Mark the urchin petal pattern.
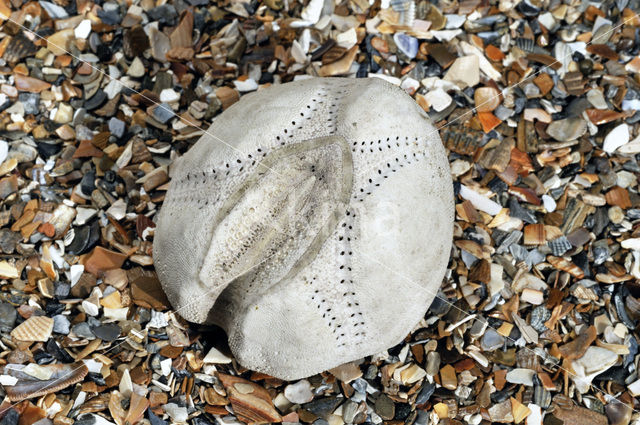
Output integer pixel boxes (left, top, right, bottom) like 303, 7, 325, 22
153, 77, 454, 379
198, 135, 353, 301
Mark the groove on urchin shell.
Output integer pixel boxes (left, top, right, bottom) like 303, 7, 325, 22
306, 205, 366, 348
334, 208, 366, 347
197, 135, 354, 303
165, 82, 350, 213
352, 136, 431, 202
273, 79, 349, 146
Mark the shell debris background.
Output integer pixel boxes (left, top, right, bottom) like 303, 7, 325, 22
0, 0, 637, 424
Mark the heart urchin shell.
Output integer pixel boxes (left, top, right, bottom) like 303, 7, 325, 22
153, 77, 454, 380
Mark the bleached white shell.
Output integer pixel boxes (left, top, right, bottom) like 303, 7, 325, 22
570, 346, 618, 394
153, 77, 454, 379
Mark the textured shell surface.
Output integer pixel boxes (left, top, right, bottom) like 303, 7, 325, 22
10, 315, 54, 342
153, 77, 454, 380
2, 362, 89, 401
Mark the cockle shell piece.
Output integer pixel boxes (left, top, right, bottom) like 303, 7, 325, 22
153, 77, 454, 379
10, 315, 53, 342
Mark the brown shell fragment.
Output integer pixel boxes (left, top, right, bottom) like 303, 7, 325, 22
586, 44, 619, 60
477, 138, 513, 172
456, 200, 484, 223
585, 109, 631, 125
124, 392, 149, 425
204, 387, 229, 406
605, 186, 632, 209
442, 126, 482, 156
468, 259, 491, 283
551, 395, 608, 425
558, 325, 597, 360
10, 316, 54, 342
526, 53, 561, 70
563, 72, 585, 96
547, 256, 585, 278
215, 86, 240, 110
524, 223, 546, 245
109, 390, 128, 425
218, 374, 282, 424
3, 33, 37, 63
14, 401, 46, 423
2, 362, 89, 401
14, 74, 52, 93
77, 394, 111, 415
170, 10, 194, 49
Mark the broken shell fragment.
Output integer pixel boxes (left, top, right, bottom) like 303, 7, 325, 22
153, 78, 454, 379
569, 346, 618, 394
219, 373, 282, 424
10, 316, 54, 342
1, 362, 89, 401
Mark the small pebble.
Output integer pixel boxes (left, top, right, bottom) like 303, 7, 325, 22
374, 393, 395, 420
160, 88, 181, 103
163, 403, 188, 423
546, 117, 587, 142
0, 302, 17, 330
127, 57, 145, 77
521, 288, 544, 305
203, 346, 232, 364
393, 33, 418, 59
108, 117, 125, 138
481, 328, 505, 351
152, 104, 174, 123
284, 380, 314, 404
91, 323, 120, 341
82, 300, 100, 316
52, 314, 70, 335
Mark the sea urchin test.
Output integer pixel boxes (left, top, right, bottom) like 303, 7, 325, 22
153, 77, 454, 380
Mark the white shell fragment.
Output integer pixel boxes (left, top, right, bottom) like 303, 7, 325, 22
459, 184, 502, 215
602, 123, 630, 153
570, 346, 618, 394
0, 375, 18, 386
203, 347, 233, 364
284, 380, 314, 404
153, 78, 454, 379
